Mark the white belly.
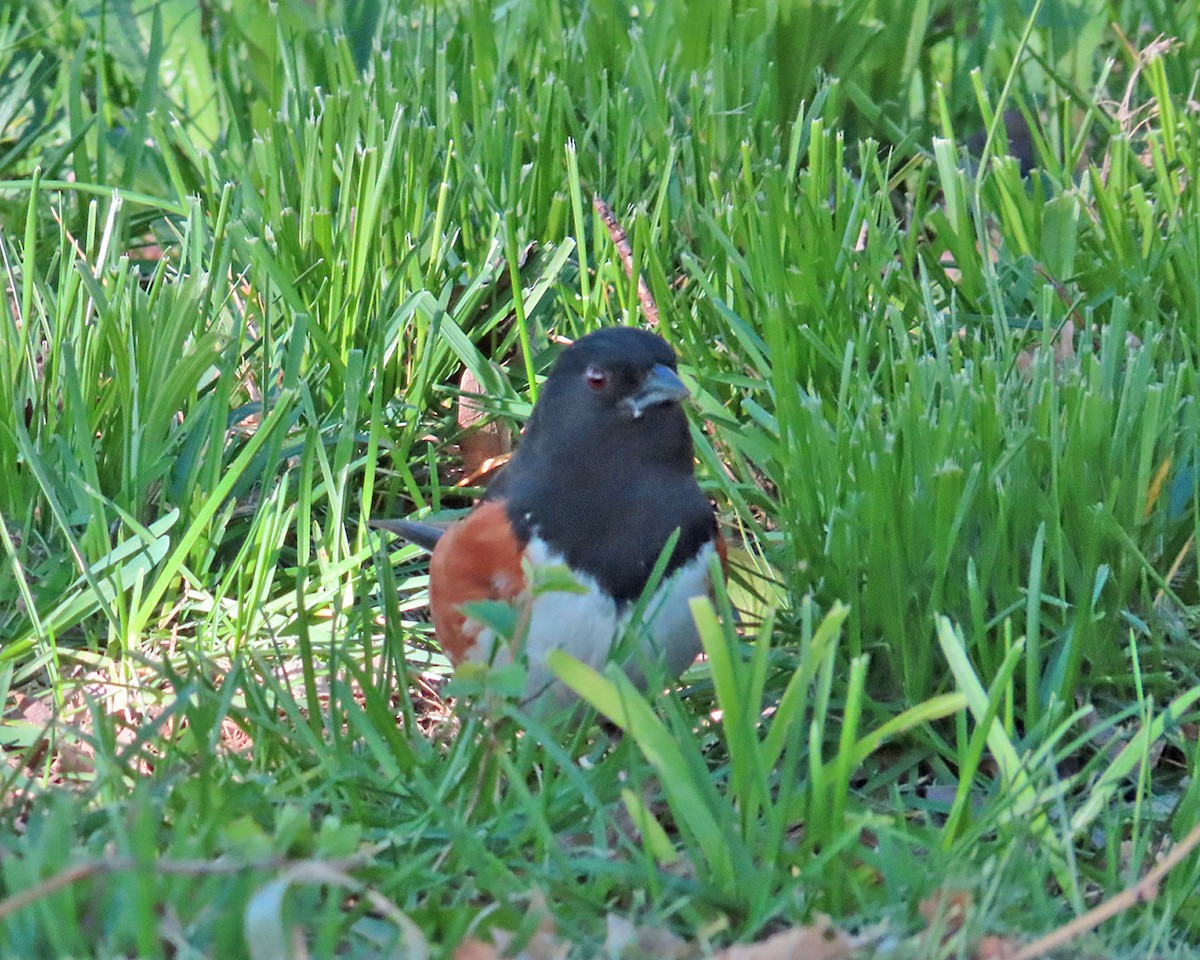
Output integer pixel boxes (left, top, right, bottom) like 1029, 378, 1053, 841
470, 537, 715, 709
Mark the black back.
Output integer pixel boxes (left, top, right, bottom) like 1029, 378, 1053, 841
487, 328, 715, 604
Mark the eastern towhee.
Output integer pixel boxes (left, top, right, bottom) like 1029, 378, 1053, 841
375, 327, 725, 708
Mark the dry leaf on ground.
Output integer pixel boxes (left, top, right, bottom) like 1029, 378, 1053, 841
975, 935, 1022, 959
919, 888, 972, 941
604, 914, 694, 959
457, 368, 512, 484
711, 916, 854, 960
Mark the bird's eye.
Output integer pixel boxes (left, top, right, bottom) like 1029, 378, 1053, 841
584, 365, 608, 390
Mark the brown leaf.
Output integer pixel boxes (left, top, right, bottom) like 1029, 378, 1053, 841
13, 693, 53, 726
458, 368, 512, 483
453, 895, 567, 960
452, 939, 502, 960
604, 914, 694, 959
919, 888, 973, 940
519, 927, 569, 960
974, 934, 1022, 959
711, 917, 854, 960
54, 741, 95, 777
1015, 319, 1075, 377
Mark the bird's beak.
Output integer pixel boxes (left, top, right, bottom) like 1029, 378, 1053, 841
622, 364, 690, 419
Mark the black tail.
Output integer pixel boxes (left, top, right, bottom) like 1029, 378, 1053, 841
369, 517, 445, 552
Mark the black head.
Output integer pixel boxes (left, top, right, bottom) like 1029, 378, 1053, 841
489, 327, 716, 603
511, 327, 693, 468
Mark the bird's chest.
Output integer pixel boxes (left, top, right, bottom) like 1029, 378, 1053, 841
508, 477, 709, 604
469, 535, 715, 708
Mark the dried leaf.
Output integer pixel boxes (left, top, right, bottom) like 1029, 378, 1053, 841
919, 888, 972, 939
458, 369, 512, 483
54, 741, 95, 777
454, 894, 567, 960
519, 926, 569, 960
711, 917, 854, 960
452, 939, 502, 960
975, 934, 1021, 959
604, 914, 693, 959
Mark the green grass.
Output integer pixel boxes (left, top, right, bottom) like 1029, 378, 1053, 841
3, 0, 1200, 956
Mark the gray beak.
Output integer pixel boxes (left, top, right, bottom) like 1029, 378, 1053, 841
621, 363, 690, 419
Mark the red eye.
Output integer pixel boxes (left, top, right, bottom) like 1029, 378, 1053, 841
585, 365, 608, 390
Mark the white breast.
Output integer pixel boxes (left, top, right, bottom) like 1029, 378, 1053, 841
466, 536, 715, 709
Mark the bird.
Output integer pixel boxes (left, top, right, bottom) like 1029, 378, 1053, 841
373, 327, 725, 709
